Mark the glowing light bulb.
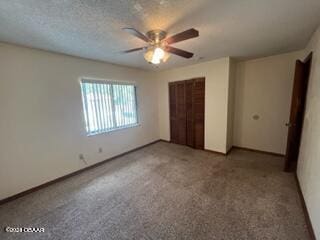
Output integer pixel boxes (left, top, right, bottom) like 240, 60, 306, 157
151, 47, 165, 64
151, 57, 160, 64
154, 47, 165, 59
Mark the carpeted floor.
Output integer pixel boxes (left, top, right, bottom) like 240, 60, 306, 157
0, 142, 309, 240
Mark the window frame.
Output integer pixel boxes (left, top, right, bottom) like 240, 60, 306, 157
80, 77, 140, 136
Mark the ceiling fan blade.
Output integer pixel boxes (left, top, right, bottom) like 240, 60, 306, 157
121, 47, 146, 53
123, 28, 150, 42
165, 46, 194, 58
164, 28, 199, 45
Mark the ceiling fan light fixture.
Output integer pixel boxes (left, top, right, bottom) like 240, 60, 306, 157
123, 28, 199, 65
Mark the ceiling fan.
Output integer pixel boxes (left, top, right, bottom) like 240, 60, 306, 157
122, 28, 199, 64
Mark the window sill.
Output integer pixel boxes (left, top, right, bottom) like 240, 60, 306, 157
86, 123, 141, 137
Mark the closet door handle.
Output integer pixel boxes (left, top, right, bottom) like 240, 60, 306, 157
286, 122, 296, 127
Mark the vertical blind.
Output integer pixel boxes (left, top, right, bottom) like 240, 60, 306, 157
80, 79, 138, 135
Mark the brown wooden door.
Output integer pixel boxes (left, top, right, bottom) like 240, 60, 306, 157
193, 78, 205, 149
284, 54, 312, 172
186, 80, 194, 147
169, 81, 187, 145
169, 78, 205, 149
169, 83, 178, 144
176, 81, 187, 145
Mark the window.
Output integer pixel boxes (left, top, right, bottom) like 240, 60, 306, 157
80, 79, 138, 135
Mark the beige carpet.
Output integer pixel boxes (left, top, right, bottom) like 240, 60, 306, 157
0, 142, 309, 240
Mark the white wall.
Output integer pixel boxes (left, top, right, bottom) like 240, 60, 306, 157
233, 51, 303, 154
297, 26, 320, 239
156, 57, 231, 153
0, 43, 159, 200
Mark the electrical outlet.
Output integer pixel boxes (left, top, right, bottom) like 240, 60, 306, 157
79, 154, 88, 165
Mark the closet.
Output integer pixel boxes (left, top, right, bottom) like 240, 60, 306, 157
169, 78, 205, 149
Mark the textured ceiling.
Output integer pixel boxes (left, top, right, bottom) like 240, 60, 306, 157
0, 0, 320, 71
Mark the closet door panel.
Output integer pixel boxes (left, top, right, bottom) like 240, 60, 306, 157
169, 83, 178, 143
176, 81, 187, 145
193, 78, 205, 149
169, 78, 204, 148
185, 80, 194, 147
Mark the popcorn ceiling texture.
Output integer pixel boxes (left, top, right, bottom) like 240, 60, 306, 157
0, 142, 309, 240
0, 0, 319, 70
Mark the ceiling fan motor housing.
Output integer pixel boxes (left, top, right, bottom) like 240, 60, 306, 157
146, 30, 167, 44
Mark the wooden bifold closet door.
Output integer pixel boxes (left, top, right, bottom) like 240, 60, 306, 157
169, 78, 205, 149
